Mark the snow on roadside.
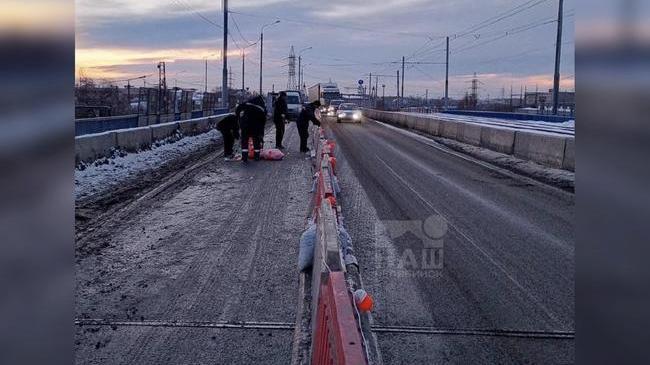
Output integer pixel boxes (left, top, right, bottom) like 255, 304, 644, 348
405, 112, 575, 136
75, 130, 222, 202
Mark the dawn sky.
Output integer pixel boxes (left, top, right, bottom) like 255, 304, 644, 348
75, 0, 575, 99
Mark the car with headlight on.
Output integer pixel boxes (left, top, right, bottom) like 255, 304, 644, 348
327, 99, 344, 116
336, 103, 363, 123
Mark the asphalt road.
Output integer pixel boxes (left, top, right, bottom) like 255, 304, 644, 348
75, 125, 312, 364
326, 117, 574, 364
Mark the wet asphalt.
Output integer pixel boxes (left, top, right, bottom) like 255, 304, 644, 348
326, 117, 574, 364
75, 125, 312, 364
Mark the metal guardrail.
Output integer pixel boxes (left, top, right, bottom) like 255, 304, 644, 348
75, 108, 229, 136
75, 114, 140, 136
438, 109, 572, 123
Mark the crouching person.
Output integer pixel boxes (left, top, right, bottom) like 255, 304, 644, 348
216, 114, 240, 161
296, 100, 321, 153
236, 95, 267, 162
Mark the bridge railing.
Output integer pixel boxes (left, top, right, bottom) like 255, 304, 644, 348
75, 108, 229, 136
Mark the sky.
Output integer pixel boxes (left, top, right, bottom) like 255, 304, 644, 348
75, 0, 575, 99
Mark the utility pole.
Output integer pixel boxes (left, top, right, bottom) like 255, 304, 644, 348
241, 51, 245, 92
368, 73, 372, 99
425, 89, 428, 106
396, 70, 400, 108
552, 0, 564, 114
401, 56, 405, 105
260, 31, 264, 95
259, 20, 281, 95
222, 0, 229, 109
126, 80, 131, 108
157, 61, 167, 114
445, 36, 449, 109
524, 85, 528, 106
205, 58, 208, 93
375, 76, 379, 99
510, 84, 513, 109
229, 66, 233, 90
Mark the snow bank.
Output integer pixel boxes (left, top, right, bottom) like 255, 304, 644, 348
75, 130, 221, 201
405, 112, 574, 136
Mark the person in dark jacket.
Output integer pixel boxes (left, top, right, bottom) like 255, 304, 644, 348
216, 114, 240, 160
273, 91, 288, 149
296, 100, 321, 153
236, 95, 267, 161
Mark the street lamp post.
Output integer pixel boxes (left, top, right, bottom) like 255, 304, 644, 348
259, 20, 280, 95
297, 46, 312, 92
241, 41, 258, 93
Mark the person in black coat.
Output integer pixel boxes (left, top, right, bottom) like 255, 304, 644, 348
296, 100, 321, 153
216, 114, 239, 160
236, 95, 267, 161
273, 91, 288, 149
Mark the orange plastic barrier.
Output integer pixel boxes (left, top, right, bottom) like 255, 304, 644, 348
312, 272, 368, 365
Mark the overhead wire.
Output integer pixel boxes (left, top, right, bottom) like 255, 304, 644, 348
171, 0, 223, 29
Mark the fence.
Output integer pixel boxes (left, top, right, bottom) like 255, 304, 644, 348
75, 108, 229, 136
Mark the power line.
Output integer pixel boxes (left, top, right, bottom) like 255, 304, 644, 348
453, 0, 550, 39
229, 10, 445, 39
451, 18, 561, 54
171, 0, 223, 29
230, 13, 253, 46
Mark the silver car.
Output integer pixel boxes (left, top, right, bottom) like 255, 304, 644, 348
336, 103, 363, 123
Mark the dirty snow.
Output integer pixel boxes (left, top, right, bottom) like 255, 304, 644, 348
75, 130, 222, 201
405, 112, 575, 136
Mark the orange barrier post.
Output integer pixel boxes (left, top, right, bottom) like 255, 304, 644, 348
312, 272, 368, 365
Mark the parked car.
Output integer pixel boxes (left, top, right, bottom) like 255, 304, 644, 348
284, 90, 302, 121
337, 103, 363, 123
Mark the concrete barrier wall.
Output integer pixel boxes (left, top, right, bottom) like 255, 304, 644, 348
457, 122, 482, 146
151, 121, 180, 141
440, 120, 459, 140
513, 131, 567, 169
480, 127, 515, 154
76, 114, 231, 164
562, 138, 575, 171
75, 131, 117, 163
363, 109, 574, 171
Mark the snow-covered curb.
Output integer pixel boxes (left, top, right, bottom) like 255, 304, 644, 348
75, 130, 222, 202
364, 109, 574, 171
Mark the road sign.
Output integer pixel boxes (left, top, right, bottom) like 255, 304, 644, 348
358, 80, 364, 85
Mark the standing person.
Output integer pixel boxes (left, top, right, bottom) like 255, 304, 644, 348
296, 100, 321, 153
236, 95, 267, 161
273, 91, 288, 149
216, 113, 240, 161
